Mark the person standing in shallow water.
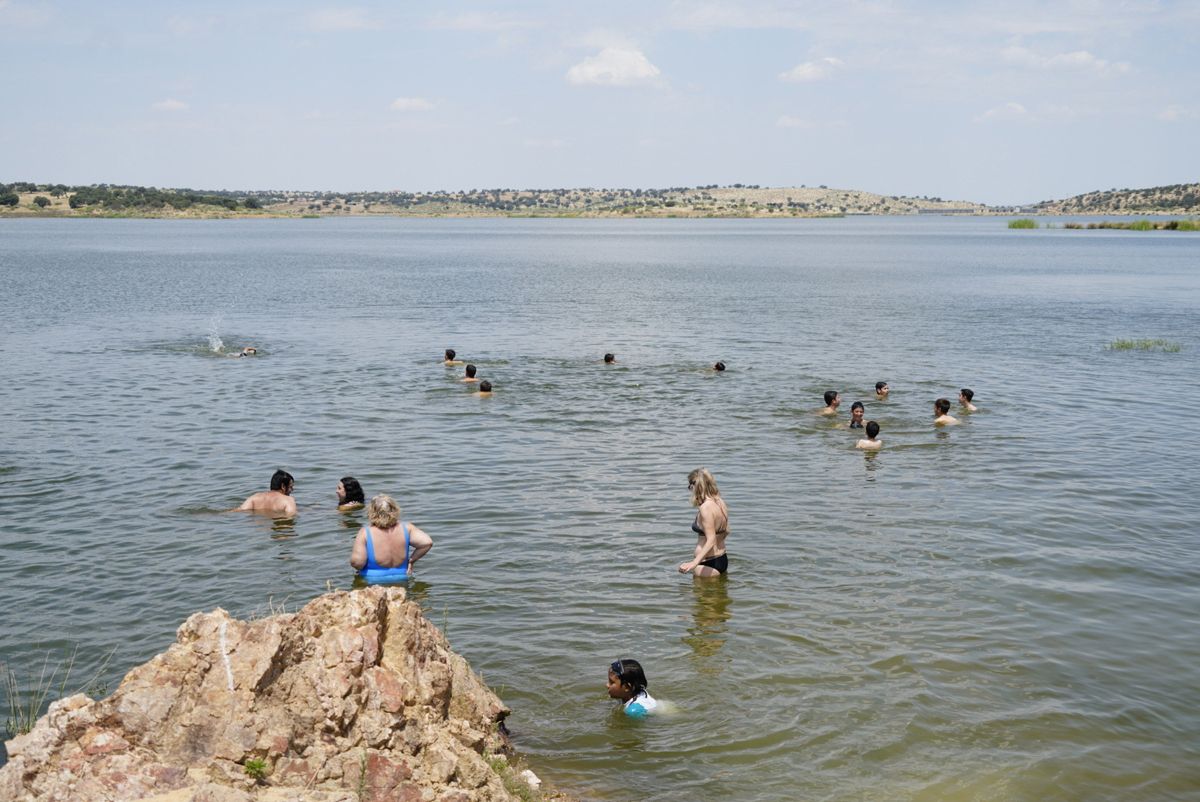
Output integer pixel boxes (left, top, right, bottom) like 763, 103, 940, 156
679, 468, 729, 577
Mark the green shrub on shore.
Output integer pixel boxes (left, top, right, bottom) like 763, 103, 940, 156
1107, 339, 1182, 352
1064, 220, 1199, 231
1008, 218, 1038, 229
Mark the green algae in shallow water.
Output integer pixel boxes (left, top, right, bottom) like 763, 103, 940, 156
1107, 339, 1182, 352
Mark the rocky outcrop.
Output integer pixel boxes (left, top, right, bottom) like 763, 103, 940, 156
0, 588, 533, 802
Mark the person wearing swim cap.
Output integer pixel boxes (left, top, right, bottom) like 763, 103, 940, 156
607, 658, 658, 718
350, 494, 433, 582
679, 468, 729, 577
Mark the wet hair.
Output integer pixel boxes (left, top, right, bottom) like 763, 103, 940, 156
960, 388, 974, 401
850, 401, 864, 412
270, 469, 293, 492
444, 348, 456, 360
604, 353, 615, 363
465, 364, 477, 378
688, 467, 720, 507
479, 380, 493, 392
866, 421, 880, 438
339, 476, 364, 505
367, 494, 400, 529
714, 361, 726, 371
824, 390, 839, 406
610, 658, 648, 694
875, 381, 887, 392
935, 398, 951, 415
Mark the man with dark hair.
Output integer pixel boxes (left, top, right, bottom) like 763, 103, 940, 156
474, 380, 493, 397
604, 353, 616, 364
856, 421, 882, 450
959, 388, 977, 412
875, 381, 889, 399
461, 364, 480, 383
820, 390, 840, 416
934, 398, 959, 426
238, 469, 297, 516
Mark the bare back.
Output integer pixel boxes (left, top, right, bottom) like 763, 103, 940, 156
238, 490, 296, 516
694, 496, 730, 557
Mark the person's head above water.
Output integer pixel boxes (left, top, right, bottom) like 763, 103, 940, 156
935, 398, 951, 415
604, 353, 615, 363
688, 467, 720, 506
479, 380, 493, 393
866, 420, 880, 439
960, 388, 974, 402
465, 364, 477, 378
607, 658, 649, 702
824, 390, 840, 407
851, 401, 864, 412
444, 348, 456, 361
270, 469, 294, 494
875, 381, 889, 396
337, 476, 364, 506
714, 361, 726, 371
367, 494, 401, 529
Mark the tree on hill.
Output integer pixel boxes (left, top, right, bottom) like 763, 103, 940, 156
34, 196, 51, 208
0, 191, 19, 207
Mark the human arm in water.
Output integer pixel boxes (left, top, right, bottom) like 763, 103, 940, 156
405, 524, 433, 573
349, 527, 368, 570
679, 504, 718, 574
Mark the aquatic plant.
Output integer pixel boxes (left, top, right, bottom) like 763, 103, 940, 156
1008, 218, 1038, 229
1107, 339, 1182, 352
2, 647, 115, 737
1063, 220, 1200, 231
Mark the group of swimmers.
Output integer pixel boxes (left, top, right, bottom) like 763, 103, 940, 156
237, 349, 980, 717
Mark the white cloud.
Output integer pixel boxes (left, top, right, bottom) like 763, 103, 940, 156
305, 8, 379, 32
152, 98, 189, 112
566, 48, 663, 87
1158, 105, 1198, 122
779, 57, 844, 83
1000, 46, 1129, 75
974, 101, 1027, 123
426, 12, 539, 31
390, 97, 434, 112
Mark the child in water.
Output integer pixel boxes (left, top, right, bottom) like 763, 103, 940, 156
607, 658, 658, 718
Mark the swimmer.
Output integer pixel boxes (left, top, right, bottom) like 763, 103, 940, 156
604, 353, 616, 364
473, 379, 493, 397
848, 401, 865, 429
959, 388, 977, 412
350, 494, 433, 581
607, 658, 658, 718
856, 420, 882, 450
240, 346, 257, 357
443, 348, 463, 366
238, 469, 297, 516
336, 476, 365, 510
875, 381, 889, 399
820, 390, 840, 416
713, 361, 726, 372
934, 398, 959, 426
679, 468, 729, 577
461, 364, 480, 383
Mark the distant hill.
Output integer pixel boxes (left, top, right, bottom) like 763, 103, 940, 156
1033, 183, 1200, 215
0, 181, 989, 218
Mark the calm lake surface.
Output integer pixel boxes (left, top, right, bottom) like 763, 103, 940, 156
1, 217, 1198, 801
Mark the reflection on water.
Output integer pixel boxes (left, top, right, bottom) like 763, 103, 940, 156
682, 577, 732, 675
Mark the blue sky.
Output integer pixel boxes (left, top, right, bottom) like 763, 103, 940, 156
2, 0, 1197, 204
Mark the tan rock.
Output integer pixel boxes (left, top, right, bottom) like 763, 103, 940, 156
0, 588, 526, 802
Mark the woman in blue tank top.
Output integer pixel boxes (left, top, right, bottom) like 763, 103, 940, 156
350, 494, 434, 583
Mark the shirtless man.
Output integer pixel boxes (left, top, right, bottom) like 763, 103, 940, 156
959, 388, 977, 412
604, 353, 616, 364
934, 398, 959, 426
461, 364, 480, 383
856, 420, 882, 450
238, 469, 297, 516
875, 381, 889, 399
473, 380, 493, 397
820, 390, 840, 416
443, 348, 463, 366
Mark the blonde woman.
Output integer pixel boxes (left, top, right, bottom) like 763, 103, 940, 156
679, 468, 729, 577
350, 495, 433, 583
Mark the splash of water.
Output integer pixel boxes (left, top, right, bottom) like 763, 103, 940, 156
207, 314, 225, 353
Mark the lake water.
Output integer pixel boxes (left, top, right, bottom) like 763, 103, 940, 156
1, 217, 1198, 801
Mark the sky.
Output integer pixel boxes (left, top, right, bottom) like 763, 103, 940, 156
1, 0, 1198, 204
